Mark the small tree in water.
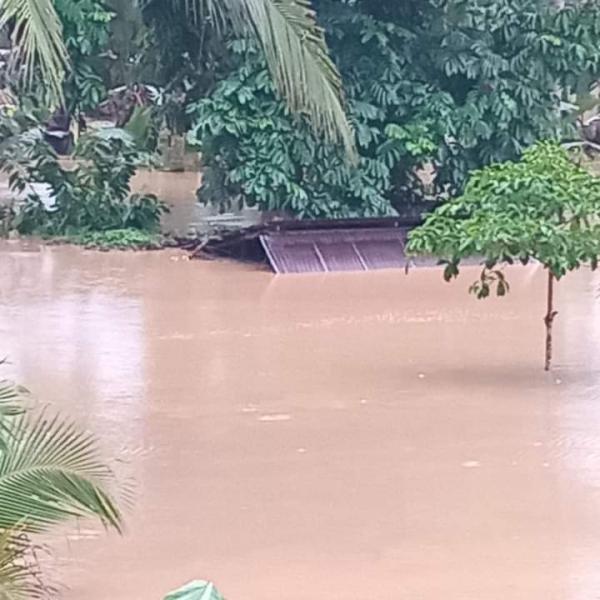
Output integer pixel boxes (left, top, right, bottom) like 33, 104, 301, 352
406, 141, 600, 370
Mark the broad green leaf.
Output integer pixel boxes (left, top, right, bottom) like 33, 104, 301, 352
164, 580, 225, 600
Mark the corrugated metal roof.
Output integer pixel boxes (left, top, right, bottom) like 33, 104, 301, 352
192, 216, 439, 273
259, 227, 410, 274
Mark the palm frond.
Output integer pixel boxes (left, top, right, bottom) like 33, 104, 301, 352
0, 382, 27, 453
243, 0, 356, 157
0, 383, 25, 419
171, 0, 356, 157
0, 413, 123, 534
0, 527, 51, 600
0, 0, 68, 103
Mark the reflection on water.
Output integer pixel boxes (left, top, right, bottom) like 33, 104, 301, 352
2, 242, 600, 600
0, 244, 146, 445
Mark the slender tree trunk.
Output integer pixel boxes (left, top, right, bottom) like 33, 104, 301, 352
544, 270, 557, 371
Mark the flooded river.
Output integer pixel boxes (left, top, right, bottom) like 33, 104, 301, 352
2, 241, 600, 600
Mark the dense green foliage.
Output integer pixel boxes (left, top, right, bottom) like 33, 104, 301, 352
406, 141, 600, 293
133, 0, 356, 151
0, 111, 167, 236
55, 0, 114, 112
190, 0, 600, 218
189, 39, 395, 218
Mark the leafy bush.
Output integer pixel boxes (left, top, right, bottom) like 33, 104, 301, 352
63, 228, 163, 250
189, 0, 600, 218
0, 113, 168, 236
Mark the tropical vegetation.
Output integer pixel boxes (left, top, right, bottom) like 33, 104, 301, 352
190, 0, 600, 217
0, 0, 354, 152
0, 374, 123, 598
4, 0, 600, 222
406, 141, 600, 370
0, 0, 366, 242
2, 0, 600, 594
0, 106, 167, 238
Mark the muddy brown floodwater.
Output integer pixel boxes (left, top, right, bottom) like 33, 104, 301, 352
2, 241, 600, 600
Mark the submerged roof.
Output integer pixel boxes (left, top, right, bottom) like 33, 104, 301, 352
194, 216, 425, 274
260, 227, 409, 273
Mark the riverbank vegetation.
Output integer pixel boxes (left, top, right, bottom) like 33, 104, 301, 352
2, 0, 600, 232
0, 0, 359, 246
0, 108, 167, 238
190, 0, 600, 216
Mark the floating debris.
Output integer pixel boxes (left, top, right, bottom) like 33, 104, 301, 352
258, 414, 291, 422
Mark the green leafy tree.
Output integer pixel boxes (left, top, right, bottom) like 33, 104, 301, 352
406, 141, 600, 370
187, 5, 452, 217
54, 0, 114, 114
188, 39, 398, 217
204, 0, 354, 155
190, 0, 600, 217
425, 0, 600, 190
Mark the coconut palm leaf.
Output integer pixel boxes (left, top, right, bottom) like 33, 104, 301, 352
0, 527, 50, 600
0, 382, 26, 453
0, 413, 123, 534
0, 528, 34, 600
168, 0, 355, 157
0, 0, 68, 103
0, 382, 25, 419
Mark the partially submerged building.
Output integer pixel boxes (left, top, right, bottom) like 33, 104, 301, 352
193, 216, 433, 274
